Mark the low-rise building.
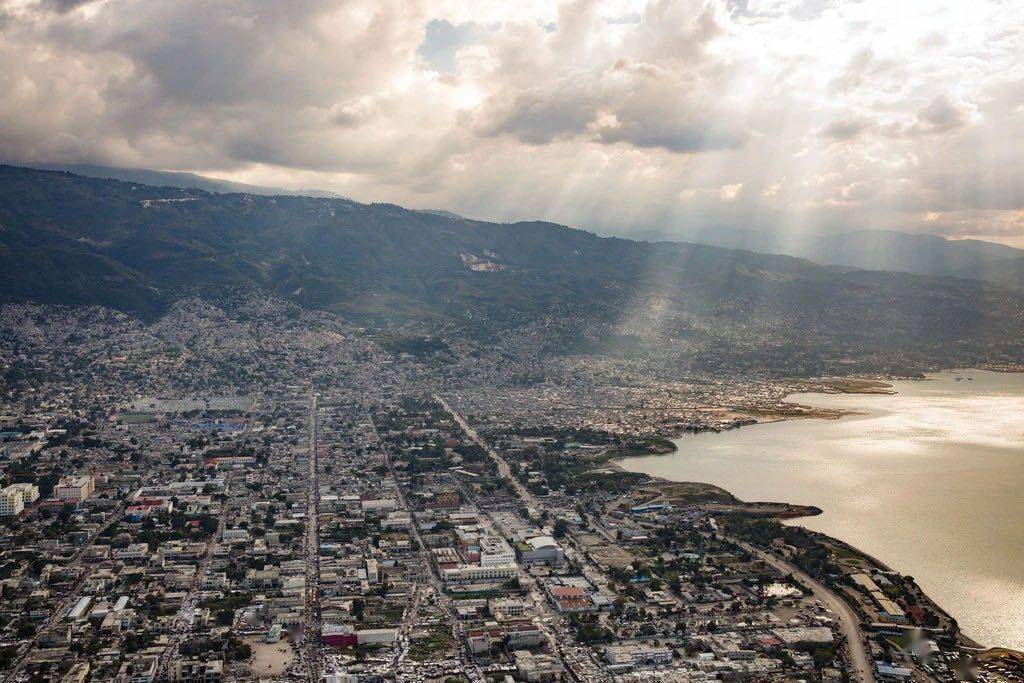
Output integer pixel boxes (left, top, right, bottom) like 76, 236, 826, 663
514, 650, 564, 682
441, 563, 517, 584
604, 644, 674, 668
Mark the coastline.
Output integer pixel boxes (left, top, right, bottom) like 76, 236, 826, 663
612, 370, 1021, 657
610, 463, 991, 652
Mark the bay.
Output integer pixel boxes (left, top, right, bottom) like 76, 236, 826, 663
617, 369, 1024, 649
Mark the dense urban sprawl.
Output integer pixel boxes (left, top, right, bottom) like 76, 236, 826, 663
0, 296, 1019, 683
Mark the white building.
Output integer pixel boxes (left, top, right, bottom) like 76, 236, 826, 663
10, 483, 39, 504
479, 536, 515, 567
365, 558, 379, 584
113, 543, 150, 562
489, 598, 531, 621
514, 650, 565, 682
0, 485, 25, 516
442, 564, 517, 584
604, 644, 674, 667
222, 528, 250, 543
518, 536, 565, 566
360, 498, 398, 514
356, 628, 397, 645
55, 475, 94, 504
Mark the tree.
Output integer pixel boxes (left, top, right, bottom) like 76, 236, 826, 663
15, 620, 35, 638
553, 519, 568, 538
352, 598, 365, 622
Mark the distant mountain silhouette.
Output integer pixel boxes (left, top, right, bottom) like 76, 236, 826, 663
635, 226, 1024, 292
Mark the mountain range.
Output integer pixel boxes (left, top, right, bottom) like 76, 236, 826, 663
36, 162, 1024, 293
1, 164, 1023, 375
636, 225, 1024, 293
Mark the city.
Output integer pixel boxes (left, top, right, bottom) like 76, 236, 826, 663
3, 0, 1024, 681
0, 296, 1019, 682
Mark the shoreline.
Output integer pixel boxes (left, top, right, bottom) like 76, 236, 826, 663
613, 369, 1020, 657
613, 464, 993, 652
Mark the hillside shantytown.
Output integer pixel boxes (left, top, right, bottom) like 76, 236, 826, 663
0, 292, 1020, 683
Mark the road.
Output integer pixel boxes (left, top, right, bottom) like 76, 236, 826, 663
156, 506, 228, 679
302, 393, 324, 682
436, 395, 612, 682
737, 540, 876, 683
373, 410, 486, 683
432, 394, 538, 507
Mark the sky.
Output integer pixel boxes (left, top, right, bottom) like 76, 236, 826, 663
1, 0, 1023, 246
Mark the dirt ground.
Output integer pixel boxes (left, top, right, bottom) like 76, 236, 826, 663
247, 636, 295, 678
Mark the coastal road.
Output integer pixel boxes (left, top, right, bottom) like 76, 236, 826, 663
737, 540, 876, 683
436, 392, 874, 682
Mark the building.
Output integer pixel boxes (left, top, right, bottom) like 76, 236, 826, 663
68, 596, 93, 621
877, 663, 913, 681
0, 485, 25, 516
441, 564, 517, 585
222, 528, 250, 543
113, 543, 150, 562
488, 597, 530, 621
365, 558, 379, 584
356, 628, 397, 645
10, 482, 39, 504
360, 498, 398, 514
55, 475, 95, 504
604, 644, 674, 667
432, 490, 460, 509
432, 547, 461, 569
322, 624, 358, 648
771, 626, 834, 646
170, 659, 223, 682
478, 536, 515, 567
467, 622, 545, 653
514, 650, 564, 682
62, 662, 90, 683
518, 535, 565, 566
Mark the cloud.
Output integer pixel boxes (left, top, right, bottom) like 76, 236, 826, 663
819, 118, 871, 141
37, 0, 95, 13
477, 55, 748, 154
0, 0, 1021, 246
828, 47, 902, 94
594, 106, 748, 153
909, 95, 974, 135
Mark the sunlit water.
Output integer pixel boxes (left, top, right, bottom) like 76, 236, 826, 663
617, 369, 1024, 649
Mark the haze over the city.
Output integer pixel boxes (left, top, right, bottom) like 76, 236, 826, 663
2, 0, 1023, 245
